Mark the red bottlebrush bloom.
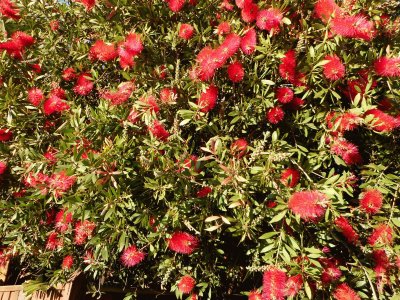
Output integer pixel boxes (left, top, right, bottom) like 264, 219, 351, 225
374, 57, 400, 77
44, 147, 58, 165
368, 224, 393, 246
235, 0, 251, 9
256, 8, 283, 33
62, 68, 76, 81
0, 161, 7, 175
50, 20, 59, 31
285, 274, 303, 297
12, 31, 35, 48
227, 61, 245, 83
0, 0, 20, 20
62, 255, 73, 270
148, 120, 170, 141
320, 259, 342, 284
266, 106, 285, 124
83, 250, 94, 264
334, 216, 359, 244
217, 33, 241, 63
73, 73, 94, 96
220, 0, 234, 11
280, 168, 300, 188
89, 40, 117, 62
46, 232, 63, 250
284, 97, 305, 111
166, 0, 185, 12
160, 88, 177, 104
179, 155, 200, 173
276, 87, 294, 104
49, 171, 76, 197
288, 190, 328, 221
31, 64, 42, 74
314, 0, 342, 23
359, 189, 383, 215
179, 24, 194, 40
197, 85, 218, 113
43, 95, 70, 115
127, 108, 139, 123
323, 55, 345, 81
216, 22, 231, 35
168, 232, 199, 254
231, 138, 248, 158
241, 28, 256, 55
279, 50, 297, 82
55, 209, 73, 232
74, 220, 96, 245
196, 186, 212, 198
178, 275, 196, 294
0, 31, 35, 59
331, 15, 376, 41
330, 138, 362, 165
196, 47, 218, 81
333, 283, 361, 300
262, 267, 287, 300
24, 172, 49, 189
140, 95, 159, 113
326, 111, 360, 133
373, 249, 389, 271
118, 33, 143, 69
120, 245, 145, 267
241, 2, 258, 23
101, 82, 134, 105
27, 87, 44, 106
50, 87, 66, 99
248, 290, 262, 300
73, 0, 95, 11
364, 109, 400, 132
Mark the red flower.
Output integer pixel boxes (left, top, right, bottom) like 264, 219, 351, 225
266, 106, 284, 124
196, 47, 219, 81
241, 2, 258, 23
231, 138, 248, 158
118, 33, 143, 69
168, 231, 199, 254
31, 64, 42, 74
330, 138, 362, 165
73, 73, 94, 96
27, 88, 44, 106
256, 8, 283, 33
73, 0, 96, 11
320, 258, 342, 284
197, 85, 218, 113
160, 88, 177, 104
217, 33, 241, 63
359, 189, 383, 214
43, 95, 70, 115
235, 0, 251, 9
49, 171, 76, 197
0, 0, 20, 20
140, 95, 160, 113
46, 232, 63, 250
262, 267, 287, 300
148, 120, 170, 141
179, 155, 200, 173
62, 255, 73, 270
89, 40, 117, 62
240, 28, 256, 55
220, 0, 234, 11
326, 111, 360, 133
334, 216, 359, 244
74, 220, 96, 245
279, 50, 296, 82
178, 275, 196, 294
248, 290, 262, 300
374, 57, 400, 77
0, 31, 35, 59
331, 15, 376, 41
196, 186, 212, 198
288, 190, 328, 221
166, 0, 185, 12
55, 209, 73, 232
323, 55, 345, 81
0, 129, 12, 142
368, 224, 393, 246
44, 147, 58, 165
216, 22, 231, 35
50, 20, 59, 31
62, 68, 76, 81
101, 82, 134, 105
120, 245, 146, 267
364, 109, 400, 132
0, 161, 7, 175
179, 24, 194, 40
283, 97, 304, 111
314, 0, 342, 23
280, 168, 300, 188
285, 274, 303, 297
227, 61, 245, 82
333, 283, 361, 300
127, 108, 139, 123
276, 87, 294, 104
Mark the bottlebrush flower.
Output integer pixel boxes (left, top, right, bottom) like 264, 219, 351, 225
280, 168, 300, 188
0, 31, 35, 59
179, 24, 194, 40
166, 0, 185, 12
55, 209, 73, 232
73, 73, 94, 96
160, 88, 177, 104
217, 33, 241, 63
0, 0, 20, 20
334, 216, 359, 244
374, 57, 400, 77
179, 155, 200, 173
0, 161, 7, 175
288, 190, 328, 221
73, 0, 95, 10
43, 95, 70, 115
333, 283, 361, 300
31, 64, 42, 74
231, 138, 248, 158
235, 0, 250, 9
44, 147, 58, 165
140, 95, 160, 113
331, 15, 376, 41
326, 112, 360, 133
279, 50, 296, 82
197, 85, 218, 112
216, 22, 231, 36
101, 82, 134, 105
283, 97, 305, 111
248, 290, 261, 300
368, 224, 393, 246
373, 249, 389, 272
227, 61, 245, 82
320, 258, 342, 284
256, 8, 283, 33
266, 106, 285, 124
220, 0, 234, 11
241, 1, 258, 23
168, 231, 199, 254
364, 109, 400, 132
127, 108, 139, 123
276, 87, 294, 104
196, 47, 219, 81
50, 20, 59, 31
314, 0, 342, 23
120, 245, 146, 267
178, 275, 196, 294
262, 267, 287, 300
74, 220, 96, 245
62, 67, 76, 81
196, 186, 212, 198
359, 189, 383, 214
62, 255, 73, 270
118, 33, 143, 69
46, 232, 63, 250
27, 88, 44, 106
330, 138, 362, 165
49, 171, 76, 197
50, 87, 66, 99
285, 274, 303, 297
89, 40, 117, 62
323, 55, 345, 81
240, 28, 256, 55
148, 120, 170, 141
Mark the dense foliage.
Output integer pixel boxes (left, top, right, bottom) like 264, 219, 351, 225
1, 0, 400, 299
